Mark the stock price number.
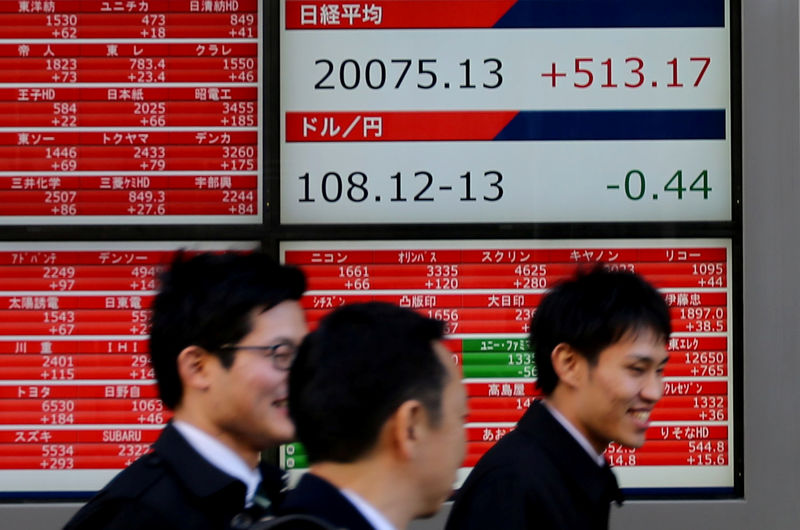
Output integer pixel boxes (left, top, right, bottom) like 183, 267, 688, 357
426, 309, 459, 334
542, 56, 711, 89
607, 169, 711, 201
42, 444, 74, 457
42, 457, 75, 469
228, 13, 255, 38
41, 412, 74, 425
137, 412, 164, 424
51, 102, 77, 127
46, 59, 77, 83
689, 364, 726, 377
131, 399, 164, 413
508, 352, 533, 366
683, 351, 726, 365
687, 453, 727, 466
41, 367, 75, 380
128, 191, 166, 216
298, 170, 503, 203
693, 396, 725, 411
118, 444, 150, 458
607, 454, 637, 467
514, 308, 535, 322
134, 102, 166, 127
513, 264, 548, 289
338, 265, 369, 278
314, 57, 502, 90
224, 57, 256, 83
222, 101, 255, 126
46, 14, 77, 39
424, 266, 459, 290
605, 442, 637, 466
139, 14, 166, 39
688, 440, 727, 453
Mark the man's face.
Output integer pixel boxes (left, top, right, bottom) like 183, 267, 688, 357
416, 341, 468, 517
573, 330, 668, 452
208, 300, 308, 456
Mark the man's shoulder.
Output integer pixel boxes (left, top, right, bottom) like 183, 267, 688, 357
96, 450, 171, 498
454, 404, 566, 497
64, 453, 175, 529
64, 425, 251, 530
278, 474, 375, 530
445, 428, 548, 530
472, 418, 551, 471
456, 431, 551, 501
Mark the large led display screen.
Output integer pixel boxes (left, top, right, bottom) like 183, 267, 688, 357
0, 1, 262, 224
280, 239, 738, 495
0, 241, 256, 498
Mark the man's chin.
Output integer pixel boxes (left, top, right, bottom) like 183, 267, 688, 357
616, 436, 646, 449
263, 424, 296, 447
414, 507, 440, 520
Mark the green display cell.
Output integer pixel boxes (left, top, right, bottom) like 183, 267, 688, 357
462, 365, 538, 379
462, 352, 535, 366
283, 442, 307, 457
283, 454, 309, 469
462, 338, 531, 353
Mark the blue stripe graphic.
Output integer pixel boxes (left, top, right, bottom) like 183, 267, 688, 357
494, 0, 725, 28
493, 110, 725, 141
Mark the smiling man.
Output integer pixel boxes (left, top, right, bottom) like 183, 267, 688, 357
446, 267, 671, 530
65, 251, 307, 530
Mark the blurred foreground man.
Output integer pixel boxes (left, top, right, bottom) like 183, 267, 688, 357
65, 251, 307, 530
446, 267, 671, 530
278, 302, 467, 530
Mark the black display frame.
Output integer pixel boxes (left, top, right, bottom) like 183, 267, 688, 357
0, 0, 742, 501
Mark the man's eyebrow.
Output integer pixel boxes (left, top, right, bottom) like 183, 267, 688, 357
627, 353, 670, 364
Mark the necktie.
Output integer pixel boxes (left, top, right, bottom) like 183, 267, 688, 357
252, 481, 274, 513
230, 482, 273, 529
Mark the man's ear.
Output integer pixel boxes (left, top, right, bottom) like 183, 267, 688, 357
176, 345, 214, 391
550, 343, 585, 389
388, 399, 427, 460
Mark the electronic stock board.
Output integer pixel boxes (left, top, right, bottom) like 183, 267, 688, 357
0, 0, 741, 499
277, 0, 742, 497
0, 0, 264, 498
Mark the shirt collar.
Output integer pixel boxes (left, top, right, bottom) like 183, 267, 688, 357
541, 400, 607, 467
172, 420, 262, 505
340, 488, 397, 530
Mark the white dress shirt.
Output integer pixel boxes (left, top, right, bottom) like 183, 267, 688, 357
172, 420, 262, 506
542, 400, 607, 467
341, 488, 397, 530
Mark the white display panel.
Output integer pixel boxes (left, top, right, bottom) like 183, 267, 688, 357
280, 1, 733, 224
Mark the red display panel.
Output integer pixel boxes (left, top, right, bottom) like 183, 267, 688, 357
0, 1, 262, 224
0, 241, 256, 496
280, 239, 735, 492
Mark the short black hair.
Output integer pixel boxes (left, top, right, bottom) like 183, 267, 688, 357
531, 266, 671, 395
289, 302, 448, 464
149, 250, 306, 409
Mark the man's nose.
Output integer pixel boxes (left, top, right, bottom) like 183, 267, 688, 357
641, 371, 664, 403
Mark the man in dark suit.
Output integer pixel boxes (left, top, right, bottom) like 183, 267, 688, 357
446, 267, 671, 530
65, 251, 308, 530
279, 302, 467, 530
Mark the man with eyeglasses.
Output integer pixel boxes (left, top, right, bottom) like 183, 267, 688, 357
65, 251, 308, 530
